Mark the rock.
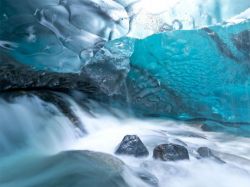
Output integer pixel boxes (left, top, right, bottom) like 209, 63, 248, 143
1, 150, 129, 187
115, 135, 149, 157
136, 170, 159, 187
197, 147, 226, 163
153, 144, 189, 161
0, 56, 99, 93
1, 89, 86, 134
197, 147, 213, 158
36, 91, 86, 133
48, 150, 130, 187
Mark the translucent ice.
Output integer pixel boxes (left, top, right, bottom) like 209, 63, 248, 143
0, 0, 129, 72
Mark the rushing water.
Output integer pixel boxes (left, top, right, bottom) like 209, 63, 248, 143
0, 93, 250, 187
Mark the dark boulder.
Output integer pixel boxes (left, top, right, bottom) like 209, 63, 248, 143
153, 143, 189, 161
115, 135, 149, 157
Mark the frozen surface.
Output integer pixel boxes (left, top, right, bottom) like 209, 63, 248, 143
0, 0, 250, 124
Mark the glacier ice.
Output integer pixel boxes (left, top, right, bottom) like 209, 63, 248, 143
121, 20, 250, 123
0, 0, 130, 72
0, 0, 250, 124
90, 19, 250, 124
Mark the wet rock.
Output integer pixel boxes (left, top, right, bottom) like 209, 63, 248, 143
61, 151, 128, 187
0, 55, 98, 93
115, 135, 149, 157
153, 144, 189, 161
2, 150, 129, 187
35, 91, 86, 133
197, 147, 213, 158
0, 89, 86, 134
197, 147, 226, 163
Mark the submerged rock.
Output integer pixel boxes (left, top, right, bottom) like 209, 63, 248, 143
115, 135, 149, 157
0, 90, 86, 133
197, 147, 226, 163
197, 147, 214, 157
135, 170, 159, 187
153, 144, 189, 161
35, 91, 86, 133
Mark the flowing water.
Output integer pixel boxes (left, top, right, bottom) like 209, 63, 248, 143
1, 0, 250, 186
0, 93, 250, 187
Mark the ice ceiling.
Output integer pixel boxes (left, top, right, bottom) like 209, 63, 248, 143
0, 0, 250, 123
1, 0, 250, 39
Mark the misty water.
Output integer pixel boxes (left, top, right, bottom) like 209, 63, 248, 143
1, 0, 250, 187
0, 93, 250, 187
